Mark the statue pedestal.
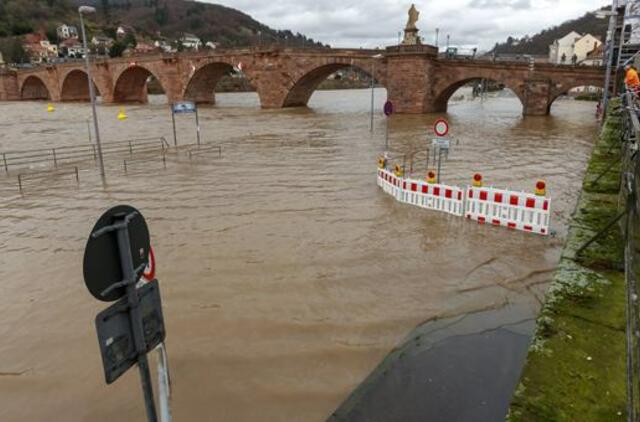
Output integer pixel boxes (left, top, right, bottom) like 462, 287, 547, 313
402, 28, 421, 46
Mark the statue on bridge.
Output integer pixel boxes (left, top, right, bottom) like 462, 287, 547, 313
402, 4, 422, 45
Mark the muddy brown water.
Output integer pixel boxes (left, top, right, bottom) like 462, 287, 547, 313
0, 89, 597, 421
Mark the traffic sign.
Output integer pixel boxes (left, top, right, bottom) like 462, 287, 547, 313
96, 281, 166, 384
434, 118, 449, 137
172, 101, 196, 114
83, 205, 150, 302
384, 100, 394, 117
432, 138, 451, 150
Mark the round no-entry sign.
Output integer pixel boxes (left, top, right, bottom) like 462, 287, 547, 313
384, 101, 394, 117
434, 119, 449, 137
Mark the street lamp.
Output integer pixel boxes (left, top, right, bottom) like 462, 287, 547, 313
435, 28, 440, 48
79, 5, 106, 182
370, 54, 384, 133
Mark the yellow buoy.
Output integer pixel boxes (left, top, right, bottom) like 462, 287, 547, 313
117, 107, 128, 121
47, 103, 55, 113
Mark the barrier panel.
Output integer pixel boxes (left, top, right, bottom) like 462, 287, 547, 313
465, 186, 551, 235
377, 169, 464, 217
376, 168, 551, 236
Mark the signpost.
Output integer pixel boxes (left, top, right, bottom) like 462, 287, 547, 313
383, 100, 393, 150
431, 119, 451, 184
170, 101, 200, 147
83, 205, 170, 422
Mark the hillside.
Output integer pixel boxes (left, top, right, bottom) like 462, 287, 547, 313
491, 8, 609, 55
0, 0, 324, 52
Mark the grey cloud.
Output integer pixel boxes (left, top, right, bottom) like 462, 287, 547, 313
468, 0, 531, 9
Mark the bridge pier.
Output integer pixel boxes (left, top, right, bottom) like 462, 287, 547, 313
523, 78, 553, 116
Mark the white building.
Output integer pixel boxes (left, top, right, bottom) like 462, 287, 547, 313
549, 32, 602, 65
56, 24, 78, 40
180, 33, 202, 50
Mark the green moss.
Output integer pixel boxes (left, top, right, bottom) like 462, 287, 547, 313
508, 104, 627, 421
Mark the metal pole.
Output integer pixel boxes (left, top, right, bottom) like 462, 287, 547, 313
195, 105, 201, 146
116, 216, 158, 422
171, 106, 177, 147
79, 9, 106, 182
385, 115, 389, 150
602, 0, 619, 117
435, 28, 439, 48
437, 148, 442, 184
370, 60, 375, 133
87, 119, 92, 144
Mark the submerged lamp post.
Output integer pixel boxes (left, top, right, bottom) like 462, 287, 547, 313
370, 54, 384, 133
79, 5, 106, 182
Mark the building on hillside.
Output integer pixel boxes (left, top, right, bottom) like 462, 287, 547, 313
91, 36, 114, 56
59, 38, 86, 59
180, 33, 202, 50
133, 43, 156, 55
23, 33, 58, 64
56, 24, 78, 40
154, 39, 176, 53
0, 51, 5, 67
116, 25, 136, 38
549, 32, 602, 65
580, 43, 604, 66
205, 41, 219, 50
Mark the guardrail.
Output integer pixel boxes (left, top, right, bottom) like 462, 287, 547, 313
17, 166, 79, 192
1, 136, 170, 174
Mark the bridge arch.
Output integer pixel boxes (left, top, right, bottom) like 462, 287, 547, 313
20, 75, 51, 100
282, 62, 384, 108
113, 65, 166, 103
183, 61, 256, 104
548, 80, 605, 112
60, 69, 102, 101
432, 76, 525, 113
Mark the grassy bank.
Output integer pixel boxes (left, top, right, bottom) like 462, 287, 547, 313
508, 104, 627, 421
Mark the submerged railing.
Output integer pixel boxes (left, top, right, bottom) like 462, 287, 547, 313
1, 136, 170, 174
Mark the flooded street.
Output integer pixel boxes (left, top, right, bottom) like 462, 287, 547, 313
0, 89, 597, 421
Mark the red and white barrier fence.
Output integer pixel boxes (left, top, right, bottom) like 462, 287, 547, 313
465, 186, 550, 235
377, 169, 464, 217
376, 167, 552, 236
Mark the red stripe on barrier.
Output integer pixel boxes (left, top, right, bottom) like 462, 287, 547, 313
445, 189, 452, 199
492, 219, 501, 225
422, 185, 428, 194
526, 198, 535, 208
507, 222, 516, 229
468, 190, 473, 198
480, 191, 488, 201
466, 214, 471, 219
411, 183, 417, 192
478, 216, 486, 224
543, 200, 549, 211
524, 225, 533, 232
495, 193, 503, 203
510, 195, 519, 206
458, 191, 462, 201
434, 187, 440, 196
541, 228, 546, 234
403, 182, 407, 190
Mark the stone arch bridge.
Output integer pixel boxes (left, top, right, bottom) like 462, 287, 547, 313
0, 45, 604, 116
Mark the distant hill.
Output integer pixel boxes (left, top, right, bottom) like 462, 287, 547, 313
491, 8, 610, 56
0, 0, 324, 53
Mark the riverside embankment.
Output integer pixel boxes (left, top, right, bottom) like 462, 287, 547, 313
508, 102, 627, 420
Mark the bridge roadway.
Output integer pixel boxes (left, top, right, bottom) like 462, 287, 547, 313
0, 45, 605, 115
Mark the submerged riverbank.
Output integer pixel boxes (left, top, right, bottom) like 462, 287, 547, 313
508, 103, 626, 420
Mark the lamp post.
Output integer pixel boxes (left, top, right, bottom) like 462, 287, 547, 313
596, 1, 619, 118
370, 54, 383, 133
79, 5, 105, 182
435, 28, 439, 48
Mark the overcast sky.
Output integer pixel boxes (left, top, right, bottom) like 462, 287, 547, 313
209, 0, 611, 50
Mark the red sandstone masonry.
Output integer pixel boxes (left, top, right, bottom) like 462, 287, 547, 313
0, 46, 604, 115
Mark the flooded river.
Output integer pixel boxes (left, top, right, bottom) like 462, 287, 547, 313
0, 89, 597, 421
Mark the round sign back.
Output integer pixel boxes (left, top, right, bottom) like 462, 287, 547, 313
83, 205, 150, 302
384, 101, 394, 117
434, 118, 449, 137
